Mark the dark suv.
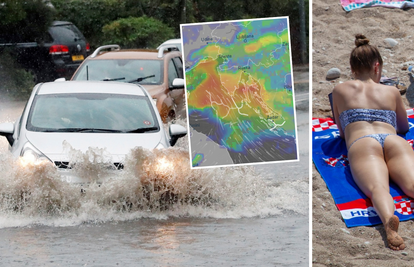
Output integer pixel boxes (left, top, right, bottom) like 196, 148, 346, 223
1, 21, 90, 83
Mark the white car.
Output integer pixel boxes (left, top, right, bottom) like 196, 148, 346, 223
157, 38, 182, 52
0, 81, 187, 184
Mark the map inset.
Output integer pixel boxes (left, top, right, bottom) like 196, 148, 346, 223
181, 17, 298, 168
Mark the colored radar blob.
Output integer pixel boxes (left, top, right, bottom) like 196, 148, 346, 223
182, 17, 298, 167
192, 153, 204, 167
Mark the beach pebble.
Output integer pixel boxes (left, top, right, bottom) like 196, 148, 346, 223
403, 61, 414, 67
384, 38, 398, 48
402, 252, 408, 256
340, 228, 350, 234
326, 68, 341, 80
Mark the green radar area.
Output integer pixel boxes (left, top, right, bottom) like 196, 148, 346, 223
181, 17, 298, 168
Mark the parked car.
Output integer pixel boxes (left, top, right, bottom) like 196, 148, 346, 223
0, 21, 90, 83
157, 38, 182, 52
0, 81, 187, 184
70, 45, 185, 122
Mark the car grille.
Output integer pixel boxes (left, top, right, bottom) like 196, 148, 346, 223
54, 161, 124, 170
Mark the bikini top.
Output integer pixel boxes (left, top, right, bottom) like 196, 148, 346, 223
339, 108, 396, 132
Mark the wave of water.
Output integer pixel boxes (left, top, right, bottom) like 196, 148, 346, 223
0, 119, 308, 228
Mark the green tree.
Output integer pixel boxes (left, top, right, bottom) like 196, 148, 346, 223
0, 49, 35, 100
190, 0, 309, 64
50, 0, 126, 47
102, 16, 175, 49
0, 0, 55, 42
123, 0, 187, 37
0, 0, 52, 99
49, 0, 308, 63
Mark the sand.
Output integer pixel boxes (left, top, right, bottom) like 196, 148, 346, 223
312, 1, 414, 266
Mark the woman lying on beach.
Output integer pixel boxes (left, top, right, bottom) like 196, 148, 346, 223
332, 34, 414, 250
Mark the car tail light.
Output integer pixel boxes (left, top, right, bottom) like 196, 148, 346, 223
86, 43, 90, 52
49, 45, 69, 55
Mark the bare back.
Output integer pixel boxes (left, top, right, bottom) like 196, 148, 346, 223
332, 80, 408, 146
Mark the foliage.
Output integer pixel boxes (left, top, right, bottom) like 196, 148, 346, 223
0, 0, 55, 43
50, 0, 308, 63
50, 0, 127, 47
190, 0, 309, 63
192, 0, 309, 26
0, 0, 26, 25
0, 0, 309, 99
122, 0, 186, 37
0, 50, 35, 100
50, 0, 184, 47
102, 16, 175, 49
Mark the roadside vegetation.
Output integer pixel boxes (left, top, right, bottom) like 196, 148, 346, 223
0, 0, 309, 99
0, 0, 54, 99
0, 50, 35, 100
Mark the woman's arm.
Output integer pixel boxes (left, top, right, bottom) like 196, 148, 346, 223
394, 88, 409, 134
332, 86, 344, 138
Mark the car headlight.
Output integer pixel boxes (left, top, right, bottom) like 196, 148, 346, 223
154, 157, 173, 176
19, 142, 52, 166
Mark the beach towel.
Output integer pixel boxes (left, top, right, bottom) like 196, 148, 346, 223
313, 109, 414, 227
341, 0, 414, 12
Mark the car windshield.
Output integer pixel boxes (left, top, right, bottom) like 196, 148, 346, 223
73, 59, 163, 85
27, 93, 159, 133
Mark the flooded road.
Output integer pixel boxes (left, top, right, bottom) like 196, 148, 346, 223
0, 217, 307, 266
0, 85, 309, 266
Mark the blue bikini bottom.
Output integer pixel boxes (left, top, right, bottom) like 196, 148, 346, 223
348, 133, 395, 150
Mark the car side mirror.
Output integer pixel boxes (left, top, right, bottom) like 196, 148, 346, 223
0, 122, 15, 146
170, 78, 184, 90
54, 78, 66, 82
169, 124, 187, 146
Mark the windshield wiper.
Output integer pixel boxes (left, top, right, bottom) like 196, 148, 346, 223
126, 127, 158, 133
127, 75, 155, 83
102, 77, 125, 81
45, 128, 123, 133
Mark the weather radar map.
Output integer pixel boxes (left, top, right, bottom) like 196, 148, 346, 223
181, 17, 298, 168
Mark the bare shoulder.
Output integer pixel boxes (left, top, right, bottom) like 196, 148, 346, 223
377, 83, 400, 96
333, 80, 359, 95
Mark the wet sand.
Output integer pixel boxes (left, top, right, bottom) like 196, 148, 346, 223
313, 1, 414, 265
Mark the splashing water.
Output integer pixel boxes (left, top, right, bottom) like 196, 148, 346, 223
0, 119, 308, 228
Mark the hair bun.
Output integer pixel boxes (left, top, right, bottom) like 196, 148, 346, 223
355, 34, 370, 47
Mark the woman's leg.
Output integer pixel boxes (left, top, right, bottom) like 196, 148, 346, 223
384, 135, 414, 198
348, 137, 405, 250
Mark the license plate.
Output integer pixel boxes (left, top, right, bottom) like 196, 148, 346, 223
72, 55, 84, 61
